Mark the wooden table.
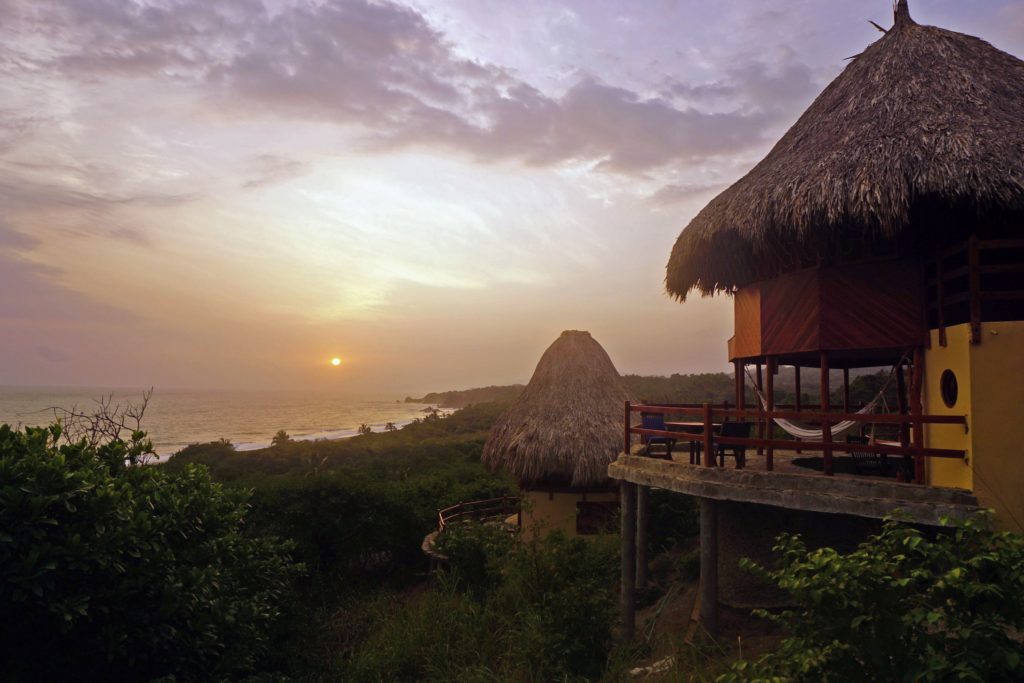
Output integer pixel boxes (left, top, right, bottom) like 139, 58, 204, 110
665, 422, 722, 463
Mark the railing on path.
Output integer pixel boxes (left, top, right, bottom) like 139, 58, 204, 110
437, 496, 521, 533
624, 401, 968, 483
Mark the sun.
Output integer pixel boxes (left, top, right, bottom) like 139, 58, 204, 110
330, 357, 341, 366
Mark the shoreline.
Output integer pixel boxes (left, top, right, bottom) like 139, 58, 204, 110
158, 405, 441, 457
230, 410, 439, 453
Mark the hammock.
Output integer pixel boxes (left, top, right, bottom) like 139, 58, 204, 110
744, 361, 902, 442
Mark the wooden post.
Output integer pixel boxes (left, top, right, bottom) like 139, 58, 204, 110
968, 234, 981, 344
910, 348, 926, 484
636, 485, 649, 590
765, 357, 775, 471
734, 361, 744, 413
624, 400, 631, 455
896, 360, 910, 482
699, 498, 719, 636
794, 365, 801, 411
794, 365, 802, 454
735, 361, 745, 413
755, 362, 764, 455
620, 482, 637, 642
896, 362, 909, 447
842, 368, 850, 414
936, 253, 947, 347
820, 351, 833, 476
702, 402, 714, 467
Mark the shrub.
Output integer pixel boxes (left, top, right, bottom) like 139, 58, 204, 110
0, 423, 300, 682
435, 522, 515, 599
348, 529, 618, 682
721, 516, 1024, 682
494, 531, 619, 680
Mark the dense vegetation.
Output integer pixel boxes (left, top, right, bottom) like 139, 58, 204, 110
6, 386, 1022, 682
0, 423, 298, 682
724, 517, 1024, 682
351, 525, 620, 681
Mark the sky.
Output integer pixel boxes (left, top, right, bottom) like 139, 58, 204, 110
2, 0, 1023, 394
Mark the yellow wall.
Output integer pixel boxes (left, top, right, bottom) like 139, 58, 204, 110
520, 489, 619, 538
925, 321, 1024, 531
923, 325, 973, 491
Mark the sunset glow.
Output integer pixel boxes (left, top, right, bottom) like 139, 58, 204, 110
1, 0, 1021, 394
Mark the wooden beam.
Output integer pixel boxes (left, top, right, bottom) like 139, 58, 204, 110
624, 400, 631, 455
619, 482, 637, 642
702, 402, 714, 467
842, 368, 850, 414
793, 365, 803, 453
699, 498, 719, 637
896, 362, 909, 447
734, 361, 744, 415
935, 253, 946, 346
910, 348, 926, 484
765, 357, 775, 471
755, 362, 764, 456
969, 234, 981, 344
794, 365, 801, 411
820, 351, 833, 476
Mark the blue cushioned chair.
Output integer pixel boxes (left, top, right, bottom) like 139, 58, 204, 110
640, 412, 676, 459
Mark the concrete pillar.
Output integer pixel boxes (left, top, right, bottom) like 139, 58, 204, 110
620, 481, 637, 641
699, 497, 719, 636
636, 485, 649, 590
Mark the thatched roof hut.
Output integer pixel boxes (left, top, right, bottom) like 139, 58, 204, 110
666, 0, 1024, 300
482, 330, 632, 489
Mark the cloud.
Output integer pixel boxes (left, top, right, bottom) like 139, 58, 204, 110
3, 0, 818, 176
241, 154, 310, 189
0, 218, 39, 250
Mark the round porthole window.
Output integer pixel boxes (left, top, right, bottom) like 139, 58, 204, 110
940, 369, 958, 408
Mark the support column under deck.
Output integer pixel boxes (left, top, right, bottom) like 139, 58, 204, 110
699, 497, 719, 636
619, 481, 637, 642
636, 485, 649, 590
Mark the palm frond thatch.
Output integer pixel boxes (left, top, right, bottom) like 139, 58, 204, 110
482, 330, 632, 489
666, 0, 1024, 300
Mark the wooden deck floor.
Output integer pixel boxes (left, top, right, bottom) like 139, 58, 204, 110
610, 449, 980, 526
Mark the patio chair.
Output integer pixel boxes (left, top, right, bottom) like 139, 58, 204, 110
717, 421, 751, 468
640, 412, 676, 459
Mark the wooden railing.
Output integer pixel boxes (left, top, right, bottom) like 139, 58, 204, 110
928, 237, 1024, 344
625, 401, 968, 483
437, 496, 521, 532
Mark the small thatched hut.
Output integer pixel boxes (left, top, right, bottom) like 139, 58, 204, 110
483, 330, 632, 536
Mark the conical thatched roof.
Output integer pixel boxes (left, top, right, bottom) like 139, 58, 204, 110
482, 330, 632, 489
666, 0, 1024, 300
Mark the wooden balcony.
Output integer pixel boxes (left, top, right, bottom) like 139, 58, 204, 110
611, 402, 980, 524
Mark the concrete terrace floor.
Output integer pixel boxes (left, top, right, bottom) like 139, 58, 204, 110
610, 446, 981, 526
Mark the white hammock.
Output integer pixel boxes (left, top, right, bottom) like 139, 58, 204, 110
744, 363, 901, 442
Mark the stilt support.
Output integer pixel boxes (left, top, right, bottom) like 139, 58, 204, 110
620, 481, 637, 642
636, 485, 649, 590
699, 497, 719, 637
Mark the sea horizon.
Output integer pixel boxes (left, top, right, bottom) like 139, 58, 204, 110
0, 385, 437, 457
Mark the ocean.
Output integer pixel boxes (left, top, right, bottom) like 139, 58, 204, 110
0, 386, 434, 457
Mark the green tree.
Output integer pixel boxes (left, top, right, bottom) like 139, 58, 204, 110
0, 423, 300, 682
721, 516, 1024, 682
271, 428, 293, 447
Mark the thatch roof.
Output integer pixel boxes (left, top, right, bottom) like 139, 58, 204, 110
666, 0, 1024, 300
482, 330, 632, 489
